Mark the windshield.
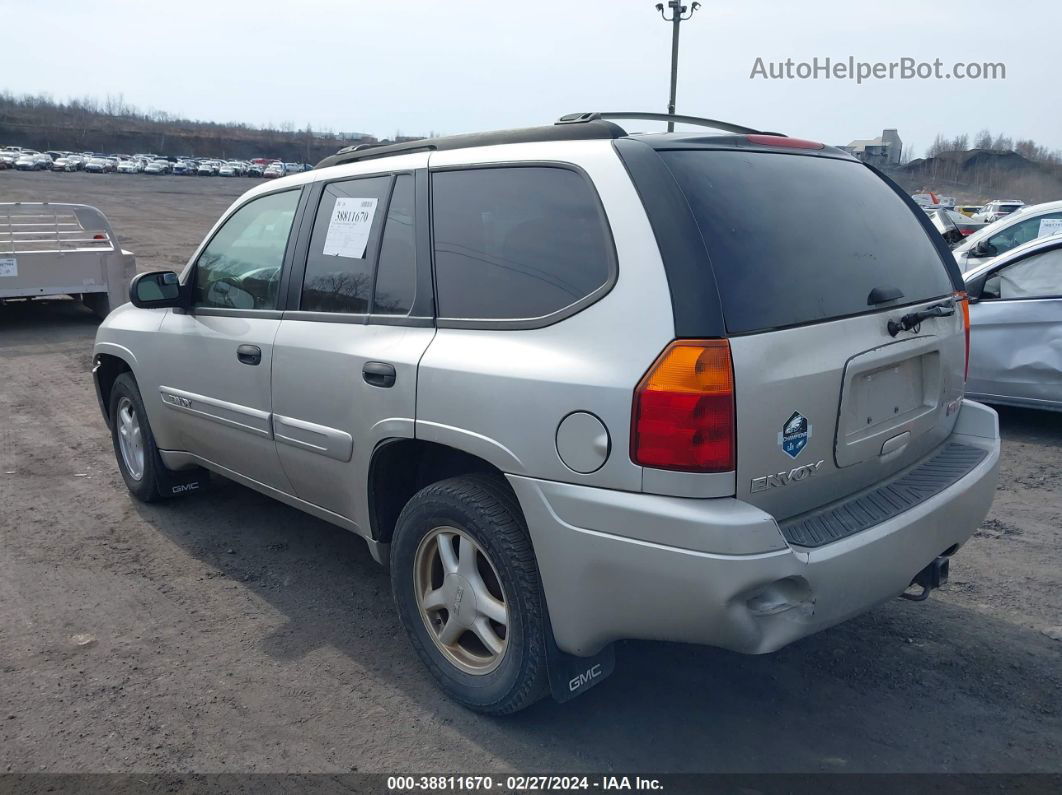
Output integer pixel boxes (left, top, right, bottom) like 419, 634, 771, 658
661, 150, 955, 334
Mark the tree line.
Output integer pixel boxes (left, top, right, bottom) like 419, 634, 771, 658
924, 130, 1061, 164
0, 91, 426, 161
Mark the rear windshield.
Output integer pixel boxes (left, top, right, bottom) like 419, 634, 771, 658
661, 150, 954, 334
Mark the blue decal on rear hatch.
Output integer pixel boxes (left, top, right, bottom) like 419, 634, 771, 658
779, 411, 811, 459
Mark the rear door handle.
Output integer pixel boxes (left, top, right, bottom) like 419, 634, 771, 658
363, 361, 396, 388
237, 344, 262, 366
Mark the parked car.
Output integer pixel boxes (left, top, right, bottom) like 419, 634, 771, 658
952, 199, 1062, 271
196, 160, 219, 176
924, 208, 987, 244
84, 157, 111, 174
173, 160, 198, 175
92, 113, 1000, 714
262, 161, 284, 178
15, 153, 51, 170
117, 159, 142, 174
218, 163, 237, 177
283, 162, 304, 175
143, 160, 171, 175
246, 164, 264, 177
0, 151, 18, 168
963, 235, 1062, 411
0, 202, 136, 317
972, 199, 1025, 224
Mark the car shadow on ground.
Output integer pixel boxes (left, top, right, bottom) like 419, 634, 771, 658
132, 446, 1062, 772
0, 298, 100, 349
993, 404, 1062, 444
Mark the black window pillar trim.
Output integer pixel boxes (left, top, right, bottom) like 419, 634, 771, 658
611, 138, 727, 339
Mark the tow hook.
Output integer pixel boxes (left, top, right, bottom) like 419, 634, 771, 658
901, 556, 950, 602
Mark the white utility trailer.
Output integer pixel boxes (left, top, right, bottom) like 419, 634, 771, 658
0, 202, 135, 318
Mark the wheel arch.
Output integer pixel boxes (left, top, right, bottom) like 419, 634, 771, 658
367, 439, 517, 545
92, 347, 136, 428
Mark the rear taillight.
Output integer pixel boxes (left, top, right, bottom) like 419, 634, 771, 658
631, 340, 735, 472
956, 291, 970, 382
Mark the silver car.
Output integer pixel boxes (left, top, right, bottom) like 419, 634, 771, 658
954, 199, 1062, 272
963, 235, 1062, 411
93, 112, 1001, 714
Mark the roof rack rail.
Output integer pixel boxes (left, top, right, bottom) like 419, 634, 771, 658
316, 119, 625, 170
556, 112, 783, 137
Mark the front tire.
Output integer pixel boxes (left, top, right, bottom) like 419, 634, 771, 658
391, 475, 550, 715
108, 373, 167, 502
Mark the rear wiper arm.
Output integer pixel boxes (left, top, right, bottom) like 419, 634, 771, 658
887, 299, 955, 337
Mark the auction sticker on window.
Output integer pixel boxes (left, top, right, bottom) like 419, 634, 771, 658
1038, 218, 1062, 238
322, 198, 378, 259
0, 256, 17, 277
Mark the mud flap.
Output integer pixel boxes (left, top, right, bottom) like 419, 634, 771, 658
544, 618, 616, 703
154, 465, 209, 499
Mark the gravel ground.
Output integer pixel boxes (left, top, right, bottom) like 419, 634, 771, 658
1, 171, 1060, 774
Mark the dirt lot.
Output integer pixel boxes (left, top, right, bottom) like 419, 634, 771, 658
1, 171, 1060, 774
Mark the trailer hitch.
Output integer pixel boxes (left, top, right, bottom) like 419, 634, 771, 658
901, 556, 950, 601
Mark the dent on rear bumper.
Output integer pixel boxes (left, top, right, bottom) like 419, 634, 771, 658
510, 400, 1001, 657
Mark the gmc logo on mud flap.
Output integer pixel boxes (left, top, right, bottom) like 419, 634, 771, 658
750, 459, 825, 493
171, 482, 200, 495
569, 663, 603, 692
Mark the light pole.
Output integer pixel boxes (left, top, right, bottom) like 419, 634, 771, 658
655, 1, 702, 132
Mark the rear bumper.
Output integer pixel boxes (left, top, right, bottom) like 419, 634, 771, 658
509, 400, 1000, 657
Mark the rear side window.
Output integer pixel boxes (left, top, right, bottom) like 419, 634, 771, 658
432, 166, 614, 323
661, 151, 954, 334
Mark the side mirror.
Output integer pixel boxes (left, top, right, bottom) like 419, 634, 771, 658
130, 270, 185, 308
973, 239, 994, 257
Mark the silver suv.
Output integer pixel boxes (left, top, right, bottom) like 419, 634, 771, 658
93, 112, 1001, 714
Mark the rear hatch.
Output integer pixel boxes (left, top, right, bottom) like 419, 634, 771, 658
659, 146, 966, 522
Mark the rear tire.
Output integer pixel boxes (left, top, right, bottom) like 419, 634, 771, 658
391, 474, 550, 715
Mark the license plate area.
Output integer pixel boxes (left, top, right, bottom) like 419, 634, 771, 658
836, 343, 943, 467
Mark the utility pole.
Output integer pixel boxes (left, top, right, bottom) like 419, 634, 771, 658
655, 1, 702, 132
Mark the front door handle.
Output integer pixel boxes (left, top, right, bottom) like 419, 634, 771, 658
237, 344, 262, 366
363, 361, 396, 388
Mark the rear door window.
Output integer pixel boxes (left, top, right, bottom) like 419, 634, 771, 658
431, 166, 614, 323
301, 176, 390, 314
660, 151, 954, 334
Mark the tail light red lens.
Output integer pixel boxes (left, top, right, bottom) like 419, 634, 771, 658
956, 291, 970, 382
631, 340, 736, 472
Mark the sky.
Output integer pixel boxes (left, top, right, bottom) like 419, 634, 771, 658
2, 0, 1059, 157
